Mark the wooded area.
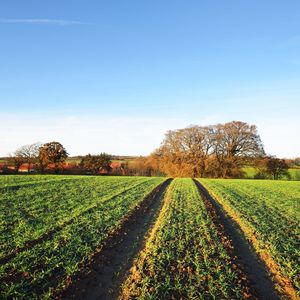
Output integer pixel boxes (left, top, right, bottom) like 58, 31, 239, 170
0, 121, 298, 179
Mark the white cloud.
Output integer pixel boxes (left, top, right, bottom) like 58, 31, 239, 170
0, 19, 88, 26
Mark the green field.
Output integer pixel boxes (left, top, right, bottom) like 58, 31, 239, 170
199, 178, 300, 296
0, 175, 299, 299
243, 166, 300, 180
121, 178, 245, 299
0, 175, 164, 298
288, 168, 300, 180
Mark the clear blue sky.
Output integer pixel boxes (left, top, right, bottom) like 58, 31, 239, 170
0, 1, 299, 157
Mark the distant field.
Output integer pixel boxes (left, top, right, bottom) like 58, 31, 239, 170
243, 166, 300, 180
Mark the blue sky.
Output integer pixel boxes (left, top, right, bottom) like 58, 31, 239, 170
0, 1, 299, 157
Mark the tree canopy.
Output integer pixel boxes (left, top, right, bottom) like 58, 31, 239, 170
80, 153, 112, 174
38, 142, 68, 173
153, 121, 265, 178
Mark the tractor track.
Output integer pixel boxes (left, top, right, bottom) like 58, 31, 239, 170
56, 178, 172, 300
194, 179, 280, 300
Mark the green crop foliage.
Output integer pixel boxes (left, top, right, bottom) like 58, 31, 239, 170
198, 178, 300, 295
121, 178, 245, 299
0, 175, 164, 299
0, 175, 151, 257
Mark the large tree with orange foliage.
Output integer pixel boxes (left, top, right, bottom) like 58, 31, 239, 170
154, 121, 265, 178
38, 141, 68, 174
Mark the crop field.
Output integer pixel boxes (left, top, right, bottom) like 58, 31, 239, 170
120, 179, 247, 299
1, 175, 299, 299
199, 178, 300, 298
0, 175, 165, 298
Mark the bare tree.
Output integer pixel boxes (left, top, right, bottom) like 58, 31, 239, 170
155, 121, 265, 178
15, 143, 41, 172
7, 154, 24, 173
158, 126, 214, 177
211, 121, 265, 177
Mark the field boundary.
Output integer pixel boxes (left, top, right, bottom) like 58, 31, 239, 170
195, 180, 298, 300
56, 178, 172, 300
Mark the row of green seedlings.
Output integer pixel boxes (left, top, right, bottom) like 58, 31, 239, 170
0, 176, 151, 258
0, 177, 164, 299
120, 178, 248, 300
199, 179, 300, 297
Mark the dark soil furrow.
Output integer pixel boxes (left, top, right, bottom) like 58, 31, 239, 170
56, 178, 172, 300
194, 180, 280, 300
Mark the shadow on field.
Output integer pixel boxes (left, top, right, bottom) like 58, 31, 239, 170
193, 179, 280, 300
58, 178, 172, 300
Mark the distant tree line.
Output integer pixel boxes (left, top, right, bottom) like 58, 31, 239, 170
2, 142, 113, 175
130, 121, 293, 179
0, 121, 296, 179
253, 156, 290, 180
285, 157, 300, 168
79, 153, 112, 174
5, 142, 69, 174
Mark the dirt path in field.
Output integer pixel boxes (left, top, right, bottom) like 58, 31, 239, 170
194, 180, 280, 300
58, 178, 172, 300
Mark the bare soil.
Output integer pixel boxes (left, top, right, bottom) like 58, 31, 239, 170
194, 180, 280, 300
57, 178, 172, 300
